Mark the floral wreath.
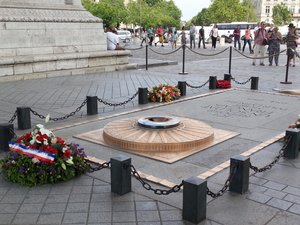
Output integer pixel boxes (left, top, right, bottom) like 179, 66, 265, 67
0, 120, 89, 186
148, 83, 181, 103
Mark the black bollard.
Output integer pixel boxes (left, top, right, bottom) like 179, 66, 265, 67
224, 74, 232, 82
110, 155, 131, 195
251, 77, 259, 90
0, 123, 14, 151
138, 87, 148, 104
281, 54, 292, 84
86, 96, 98, 115
17, 107, 31, 130
228, 46, 232, 75
229, 155, 249, 194
284, 129, 300, 159
183, 177, 207, 223
177, 81, 186, 96
209, 76, 217, 89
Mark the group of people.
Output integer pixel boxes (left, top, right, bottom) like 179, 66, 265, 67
251, 22, 298, 67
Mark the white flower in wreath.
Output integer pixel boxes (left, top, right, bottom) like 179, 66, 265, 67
32, 158, 40, 164
62, 147, 68, 153
29, 136, 36, 145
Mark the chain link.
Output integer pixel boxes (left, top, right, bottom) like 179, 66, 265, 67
148, 45, 182, 55
88, 161, 111, 173
30, 99, 87, 121
231, 77, 252, 85
186, 46, 230, 57
233, 48, 287, 59
186, 80, 209, 89
130, 165, 183, 195
8, 110, 17, 124
249, 135, 292, 173
206, 165, 237, 199
97, 91, 139, 107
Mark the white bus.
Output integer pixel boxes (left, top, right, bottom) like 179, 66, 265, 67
215, 22, 258, 43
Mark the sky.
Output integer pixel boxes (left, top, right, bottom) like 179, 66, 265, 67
172, 0, 211, 21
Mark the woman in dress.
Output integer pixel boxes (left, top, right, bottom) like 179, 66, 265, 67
268, 27, 282, 66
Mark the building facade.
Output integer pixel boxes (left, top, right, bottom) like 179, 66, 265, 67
253, 0, 300, 26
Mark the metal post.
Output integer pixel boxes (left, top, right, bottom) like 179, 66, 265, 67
179, 44, 188, 75
209, 76, 217, 89
224, 74, 232, 83
111, 155, 131, 195
138, 88, 148, 104
86, 96, 98, 115
229, 46, 232, 75
281, 54, 292, 84
250, 77, 259, 90
229, 155, 249, 194
17, 107, 31, 130
146, 45, 148, 71
284, 129, 300, 159
177, 81, 186, 96
183, 177, 207, 224
0, 123, 14, 151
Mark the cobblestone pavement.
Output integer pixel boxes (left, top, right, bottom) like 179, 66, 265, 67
1, 43, 300, 224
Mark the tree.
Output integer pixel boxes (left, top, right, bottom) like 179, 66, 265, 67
191, 8, 212, 26
272, 3, 292, 26
208, 0, 257, 23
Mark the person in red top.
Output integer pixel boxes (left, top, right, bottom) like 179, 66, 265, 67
155, 26, 164, 47
233, 25, 241, 50
252, 22, 268, 66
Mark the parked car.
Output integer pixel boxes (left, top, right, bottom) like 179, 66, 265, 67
117, 30, 132, 43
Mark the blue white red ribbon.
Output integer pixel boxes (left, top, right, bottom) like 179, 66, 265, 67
9, 142, 56, 164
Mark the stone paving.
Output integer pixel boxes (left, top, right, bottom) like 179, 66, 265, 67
1, 44, 300, 224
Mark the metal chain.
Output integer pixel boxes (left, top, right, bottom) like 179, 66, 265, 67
30, 99, 87, 121
124, 46, 144, 51
233, 48, 287, 59
130, 165, 184, 195
186, 79, 209, 89
88, 161, 111, 173
249, 135, 292, 173
97, 91, 139, 107
231, 77, 252, 85
8, 127, 18, 139
8, 110, 17, 123
186, 46, 230, 57
148, 46, 182, 55
206, 165, 238, 199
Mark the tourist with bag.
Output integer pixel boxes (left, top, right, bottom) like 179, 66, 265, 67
252, 22, 267, 66
268, 27, 282, 66
242, 25, 253, 54
286, 23, 299, 67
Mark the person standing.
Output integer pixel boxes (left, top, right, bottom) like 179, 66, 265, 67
242, 25, 252, 53
198, 26, 206, 49
189, 23, 196, 49
140, 28, 147, 47
171, 30, 178, 49
268, 27, 282, 66
147, 26, 154, 46
210, 24, 219, 50
286, 23, 299, 67
155, 25, 164, 47
252, 22, 267, 66
233, 25, 241, 50
180, 26, 187, 46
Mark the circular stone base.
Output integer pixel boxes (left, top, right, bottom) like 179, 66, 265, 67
103, 117, 214, 153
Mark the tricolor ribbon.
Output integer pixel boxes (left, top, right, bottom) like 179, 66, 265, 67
9, 142, 56, 164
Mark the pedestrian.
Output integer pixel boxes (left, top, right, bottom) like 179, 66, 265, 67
180, 26, 187, 46
106, 27, 124, 50
198, 25, 206, 49
242, 25, 253, 54
252, 21, 267, 66
268, 26, 282, 66
155, 25, 164, 47
189, 23, 196, 49
140, 28, 147, 47
171, 30, 178, 49
286, 23, 299, 67
147, 26, 154, 46
210, 24, 219, 50
233, 25, 241, 50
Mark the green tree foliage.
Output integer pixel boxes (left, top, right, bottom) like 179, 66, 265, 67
208, 0, 257, 23
82, 0, 127, 28
82, 0, 181, 29
272, 3, 292, 26
191, 8, 212, 26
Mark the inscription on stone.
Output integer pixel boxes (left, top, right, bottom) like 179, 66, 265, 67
204, 102, 287, 118
65, 0, 73, 5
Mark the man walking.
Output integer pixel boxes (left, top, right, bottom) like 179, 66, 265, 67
233, 25, 241, 50
189, 23, 196, 49
198, 25, 206, 49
